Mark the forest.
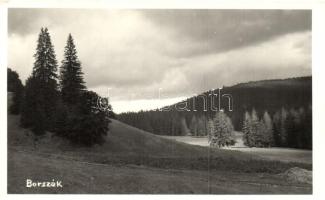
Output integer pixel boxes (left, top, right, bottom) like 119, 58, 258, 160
118, 77, 312, 149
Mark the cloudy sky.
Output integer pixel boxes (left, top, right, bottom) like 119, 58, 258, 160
8, 9, 311, 113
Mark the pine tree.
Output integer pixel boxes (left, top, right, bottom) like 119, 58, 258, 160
189, 115, 198, 136
242, 111, 252, 146
272, 111, 281, 146
249, 109, 260, 147
286, 109, 301, 148
257, 119, 273, 147
180, 117, 190, 135
242, 109, 273, 147
59, 34, 86, 105
33, 27, 58, 82
262, 111, 274, 147
303, 105, 312, 149
280, 108, 288, 146
207, 119, 214, 141
209, 111, 234, 147
21, 27, 59, 134
197, 115, 207, 136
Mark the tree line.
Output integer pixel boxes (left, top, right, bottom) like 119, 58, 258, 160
119, 106, 312, 149
242, 107, 312, 149
118, 109, 235, 147
118, 106, 312, 150
118, 77, 312, 149
8, 28, 112, 146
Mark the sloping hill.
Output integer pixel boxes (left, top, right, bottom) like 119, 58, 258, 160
8, 113, 248, 160
8, 113, 312, 194
8, 112, 311, 173
232, 76, 311, 89
7, 88, 243, 159
103, 119, 247, 158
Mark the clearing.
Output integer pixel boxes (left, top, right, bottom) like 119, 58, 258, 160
161, 133, 312, 164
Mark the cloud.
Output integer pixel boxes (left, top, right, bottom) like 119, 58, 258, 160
90, 31, 311, 101
142, 10, 311, 56
8, 9, 311, 109
179, 31, 312, 94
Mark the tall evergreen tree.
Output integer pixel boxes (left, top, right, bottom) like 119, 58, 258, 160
33, 28, 58, 82
21, 27, 59, 133
249, 109, 260, 147
262, 111, 274, 147
303, 105, 312, 149
279, 108, 289, 146
242, 111, 252, 146
59, 34, 86, 105
180, 117, 190, 136
272, 111, 282, 146
207, 119, 215, 141
285, 109, 301, 148
242, 110, 274, 147
189, 115, 198, 136
197, 115, 207, 136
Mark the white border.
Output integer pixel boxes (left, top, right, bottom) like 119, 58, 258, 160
0, 0, 319, 9
0, 3, 8, 199
1, 0, 325, 200
312, 3, 325, 199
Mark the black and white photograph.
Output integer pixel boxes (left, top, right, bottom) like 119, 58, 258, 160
4, 5, 316, 195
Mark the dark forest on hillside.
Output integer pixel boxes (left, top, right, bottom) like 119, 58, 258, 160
118, 77, 312, 149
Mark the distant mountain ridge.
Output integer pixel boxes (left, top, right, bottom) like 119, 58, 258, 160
231, 76, 311, 89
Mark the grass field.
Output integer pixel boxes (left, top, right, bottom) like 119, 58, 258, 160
161, 135, 312, 164
7, 109, 312, 193
8, 149, 311, 194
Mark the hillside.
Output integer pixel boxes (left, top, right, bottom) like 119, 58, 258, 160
232, 76, 311, 89
11, 115, 282, 173
7, 91, 243, 159
118, 76, 312, 138
8, 113, 312, 194
8, 112, 311, 169
222, 76, 312, 128
8, 114, 243, 159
